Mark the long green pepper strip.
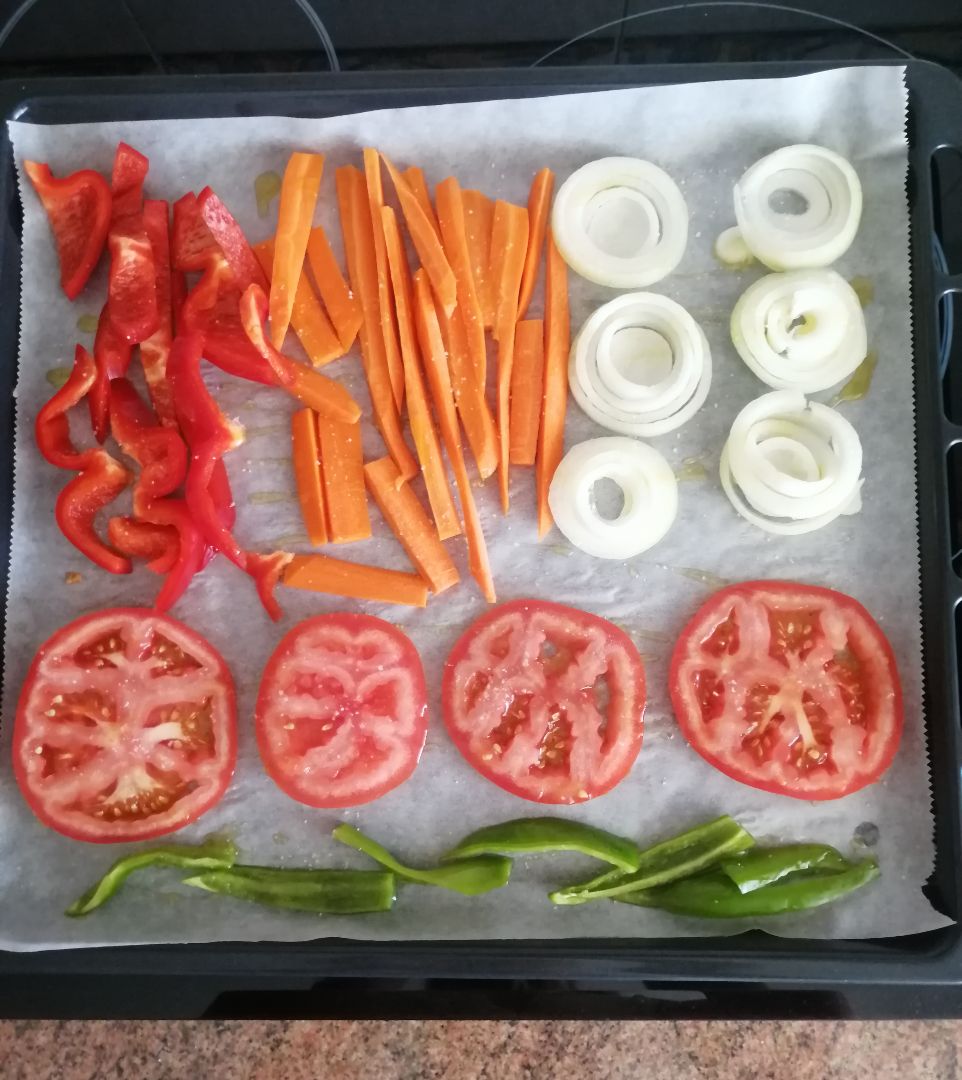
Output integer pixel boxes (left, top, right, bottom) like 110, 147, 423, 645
66, 838, 238, 917
617, 859, 880, 918
549, 816, 755, 906
442, 817, 641, 872
720, 844, 850, 895
333, 824, 512, 896
182, 868, 396, 914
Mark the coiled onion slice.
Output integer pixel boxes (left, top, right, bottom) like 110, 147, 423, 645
548, 437, 678, 559
552, 157, 688, 287
733, 144, 862, 270
720, 390, 863, 535
569, 292, 711, 437
730, 269, 867, 392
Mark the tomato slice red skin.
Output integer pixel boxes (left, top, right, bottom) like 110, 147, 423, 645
14, 608, 237, 843
442, 599, 647, 805
669, 581, 904, 801
256, 613, 428, 808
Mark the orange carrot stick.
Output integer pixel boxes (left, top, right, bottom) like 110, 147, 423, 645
364, 456, 459, 594
517, 168, 555, 318
403, 166, 441, 241
291, 408, 328, 546
382, 155, 457, 317
363, 148, 404, 411
536, 229, 570, 538
490, 200, 530, 512
316, 416, 371, 544
380, 205, 462, 539
254, 239, 342, 367
509, 319, 545, 467
436, 176, 487, 386
270, 152, 324, 348
463, 189, 496, 330
436, 302, 498, 480
414, 268, 496, 603
336, 165, 417, 481
306, 225, 362, 353
282, 553, 428, 607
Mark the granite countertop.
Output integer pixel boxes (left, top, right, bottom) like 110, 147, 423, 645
0, 1020, 958, 1079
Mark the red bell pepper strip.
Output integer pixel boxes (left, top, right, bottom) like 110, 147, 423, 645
23, 161, 111, 300
107, 516, 179, 574
106, 212, 159, 345
166, 333, 247, 569
139, 495, 207, 611
108, 378, 187, 500
139, 199, 177, 426
35, 344, 97, 469
110, 142, 148, 222
89, 303, 132, 442
247, 551, 292, 623
56, 449, 132, 575
172, 192, 220, 271
171, 266, 188, 336
197, 186, 267, 293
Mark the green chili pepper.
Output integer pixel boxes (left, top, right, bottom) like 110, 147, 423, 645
182, 868, 396, 914
720, 844, 850, 894
617, 859, 880, 918
442, 817, 641, 871
333, 824, 511, 896
66, 838, 238, 917
549, 816, 754, 906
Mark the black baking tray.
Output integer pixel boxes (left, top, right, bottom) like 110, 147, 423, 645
0, 59, 960, 1019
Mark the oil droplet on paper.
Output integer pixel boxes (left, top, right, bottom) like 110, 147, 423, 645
675, 456, 708, 482
45, 366, 71, 389
832, 351, 878, 406
249, 490, 294, 505
76, 313, 99, 334
64, 571, 82, 585
849, 276, 874, 307
254, 170, 282, 218
273, 831, 289, 845
673, 566, 730, 589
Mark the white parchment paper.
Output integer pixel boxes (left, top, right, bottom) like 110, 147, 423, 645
1, 65, 947, 950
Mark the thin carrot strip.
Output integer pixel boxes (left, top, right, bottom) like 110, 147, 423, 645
291, 408, 328, 546
254, 239, 342, 366
536, 229, 570, 538
463, 189, 496, 330
490, 200, 530, 512
509, 319, 545, 467
413, 268, 496, 603
436, 302, 498, 480
306, 225, 362, 352
402, 166, 441, 241
381, 205, 461, 539
436, 176, 487, 387
364, 456, 459, 594
363, 148, 404, 411
282, 553, 428, 607
335, 165, 417, 481
517, 168, 555, 318
270, 151, 324, 348
316, 416, 371, 544
382, 154, 458, 317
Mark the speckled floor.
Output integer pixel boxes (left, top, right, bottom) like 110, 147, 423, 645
0, 1020, 959, 1079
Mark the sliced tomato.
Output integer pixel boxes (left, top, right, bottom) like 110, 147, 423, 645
670, 580, 903, 800
255, 614, 427, 808
442, 599, 646, 804
14, 608, 236, 842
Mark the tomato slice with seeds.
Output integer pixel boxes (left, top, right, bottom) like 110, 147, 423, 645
255, 614, 428, 808
670, 581, 903, 800
442, 599, 646, 804
14, 608, 236, 842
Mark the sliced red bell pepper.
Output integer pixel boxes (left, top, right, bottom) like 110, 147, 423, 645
35, 344, 97, 469
109, 378, 187, 500
89, 303, 132, 442
56, 449, 132, 575
106, 212, 159, 345
197, 186, 267, 293
110, 142, 148, 222
139, 199, 177, 426
171, 265, 188, 336
107, 516, 179, 574
172, 192, 220, 271
138, 495, 207, 611
23, 161, 111, 300
166, 333, 247, 569
247, 551, 292, 622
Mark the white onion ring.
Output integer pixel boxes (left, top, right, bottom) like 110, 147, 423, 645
720, 390, 863, 535
548, 437, 678, 559
730, 269, 867, 392
569, 292, 711, 437
552, 157, 688, 287
733, 145, 862, 270
713, 226, 755, 269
